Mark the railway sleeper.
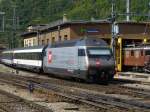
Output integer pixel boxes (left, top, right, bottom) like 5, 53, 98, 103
33, 82, 150, 110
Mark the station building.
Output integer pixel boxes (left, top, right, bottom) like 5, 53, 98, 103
21, 20, 150, 72
21, 20, 111, 47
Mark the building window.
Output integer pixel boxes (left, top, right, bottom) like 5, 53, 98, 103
33, 39, 36, 46
47, 39, 49, 44
52, 37, 55, 43
59, 36, 61, 41
29, 40, 31, 46
64, 35, 68, 40
42, 40, 44, 45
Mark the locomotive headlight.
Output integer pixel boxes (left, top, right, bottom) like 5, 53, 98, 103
96, 59, 101, 67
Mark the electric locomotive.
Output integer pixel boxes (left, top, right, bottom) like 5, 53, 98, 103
43, 37, 115, 82
1, 37, 115, 82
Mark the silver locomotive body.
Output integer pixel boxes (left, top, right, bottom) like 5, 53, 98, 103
43, 37, 115, 82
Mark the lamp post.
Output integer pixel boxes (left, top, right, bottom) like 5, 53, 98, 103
58, 25, 61, 41
0, 11, 5, 32
126, 0, 130, 21
37, 28, 40, 46
148, 2, 150, 20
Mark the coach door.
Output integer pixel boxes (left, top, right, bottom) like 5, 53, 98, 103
78, 48, 86, 74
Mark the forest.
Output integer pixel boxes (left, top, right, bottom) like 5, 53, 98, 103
0, 0, 150, 47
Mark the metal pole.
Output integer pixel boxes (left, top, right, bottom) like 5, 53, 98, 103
58, 25, 60, 41
111, 0, 116, 57
148, 2, 150, 20
126, 0, 130, 21
12, 6, 16, 48
2, 14, 4, 32
0, 11, 5, 32
37, 29, 39, 46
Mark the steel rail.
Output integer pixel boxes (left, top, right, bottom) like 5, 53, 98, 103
0, 74, 149, 111
0, 80, 52, 112
35, 83, 150, 110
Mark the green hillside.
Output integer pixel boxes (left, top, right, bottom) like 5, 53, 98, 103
0, 0, 150, 47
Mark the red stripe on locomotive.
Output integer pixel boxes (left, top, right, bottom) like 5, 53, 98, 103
48, 51, 52, 63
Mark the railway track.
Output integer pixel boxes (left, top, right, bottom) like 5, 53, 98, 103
0, 89, 51, 112
0, 72, 150, 112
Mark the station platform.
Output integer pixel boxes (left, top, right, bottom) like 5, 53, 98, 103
114, 72, 150, 83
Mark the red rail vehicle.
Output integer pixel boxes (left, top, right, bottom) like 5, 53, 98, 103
123, 44, 150, 72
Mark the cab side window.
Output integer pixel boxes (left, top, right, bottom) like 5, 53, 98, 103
78, 49, 85, 56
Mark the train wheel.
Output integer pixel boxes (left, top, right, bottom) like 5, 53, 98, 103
86, 75, 95, 83
108, 74, 114, 81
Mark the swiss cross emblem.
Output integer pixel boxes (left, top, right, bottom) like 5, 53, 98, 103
48, 51, 52, 63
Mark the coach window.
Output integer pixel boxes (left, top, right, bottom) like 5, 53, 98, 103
22, 53, 24, 59
32, 53, 35, 60
131, 50, 134, 56
16, 53, 18, 59
33, 53, 36, 60
16, 53, 19, 59
25, 53, 28, 59
135, 50, 140, 58
28, 53, 31, 60
17, 54, 19, 59
40, 53, 42, 59
17, 53, 19, 59
125, 51, 130, 58
28, 53, 31, 59
30, 53, 32, 60
37, 53, 39, 60
34, 53, 36, 60
26, 53, 28, 59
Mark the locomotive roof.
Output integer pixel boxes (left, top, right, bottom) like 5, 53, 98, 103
50, 37, 108, 48
3, 45, 45, 51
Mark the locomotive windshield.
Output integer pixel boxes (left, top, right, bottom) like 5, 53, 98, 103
87, 47, 112, 58
88, 49, 110, 55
